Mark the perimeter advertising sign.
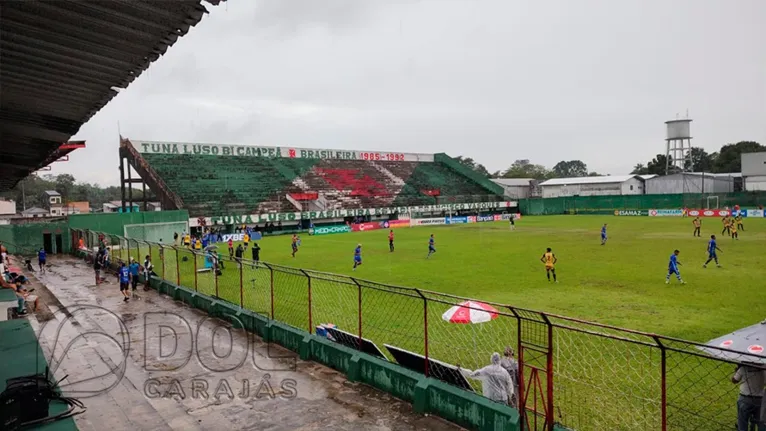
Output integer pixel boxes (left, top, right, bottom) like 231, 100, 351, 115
686, 209, 731, 217
201, 201, 517, 225
648, 209, 683, 217
476, 215, 495, 222
445, 216, 468, 224
411, 218, 446, 226
614, 210, 647, 216
309, 225, 351, 236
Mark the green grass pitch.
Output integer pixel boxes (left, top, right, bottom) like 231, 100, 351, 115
116, 215, 765, 430
127, 215, 766, 342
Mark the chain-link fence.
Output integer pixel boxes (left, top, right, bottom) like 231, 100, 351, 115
70, 229, 766, 431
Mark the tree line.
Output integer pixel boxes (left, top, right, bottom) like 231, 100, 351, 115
455, 140, 764, 180
0, 174, 154, 212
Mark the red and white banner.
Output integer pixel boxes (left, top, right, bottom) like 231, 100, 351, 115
686, 209, 731, 217
351, 222, 383, 232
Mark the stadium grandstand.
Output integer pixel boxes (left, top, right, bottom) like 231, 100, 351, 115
119, 137, 505, 216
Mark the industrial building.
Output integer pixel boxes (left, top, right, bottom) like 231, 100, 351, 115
538, 175, 644, 198
490, 178, 535, 199
742, 152, 766, 191
645, 173, 736, 195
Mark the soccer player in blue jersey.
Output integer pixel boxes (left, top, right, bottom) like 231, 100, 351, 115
703, 235, 722, 268
427, 234, 436, 259
118, 262, 131, 302
600, 224, 608, 245
353, 244, 362, 271
37, 248, 46, 274
665, 250, 685, 284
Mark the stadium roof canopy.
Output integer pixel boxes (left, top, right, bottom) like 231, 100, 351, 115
0, 0, 224, 191
539, 175, 640, 186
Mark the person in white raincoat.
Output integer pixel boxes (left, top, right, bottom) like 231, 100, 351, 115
461, 352, 515, 405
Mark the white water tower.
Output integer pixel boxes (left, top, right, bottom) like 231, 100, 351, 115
665, 118, 693, 174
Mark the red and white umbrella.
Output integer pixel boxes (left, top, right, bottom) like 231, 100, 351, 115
442, 301, 499, 324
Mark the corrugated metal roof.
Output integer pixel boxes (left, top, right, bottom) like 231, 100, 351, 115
639, 174, 658, 180
0, 0, 225, 191
539, 175, 639, 186
491, 178, 534, 187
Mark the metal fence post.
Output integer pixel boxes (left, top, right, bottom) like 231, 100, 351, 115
653, 336, 667, 431
351, 278, 362, 349
160, 245, 166, 280
300, 269, 313, 334
239, 258, 244, 307
215, 263, 219, 298
415, 289, 429, 377
193, 250, 198, 291
509, 307, 525, 424
269, 263, 275, 320
174, 246, 180, 286
542, 314, 554, 431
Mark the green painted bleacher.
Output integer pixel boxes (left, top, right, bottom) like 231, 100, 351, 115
393, 162, 491, 206
142, 152, 503, 215
142, 154, 318, 215
0, 319, 79, 430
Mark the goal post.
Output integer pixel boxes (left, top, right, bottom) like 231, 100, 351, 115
124, 221, 189, 244
706, 196, 719, 209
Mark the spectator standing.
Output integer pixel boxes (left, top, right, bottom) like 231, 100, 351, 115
143, 255, 153, 290
460, 353, 514, 405
732, 364, 766, 431
93, 254, 102, 285
118, 262, 131, 302
251, 242, 260, 266
500, 346, 520, 408
128, 258, 140, 297
38, 248, 46, 274
235, 244, 244, 261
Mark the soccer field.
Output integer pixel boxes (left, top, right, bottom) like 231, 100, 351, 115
212, 215, 764, 342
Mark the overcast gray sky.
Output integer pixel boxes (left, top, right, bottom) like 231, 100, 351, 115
53, 0, 766, 185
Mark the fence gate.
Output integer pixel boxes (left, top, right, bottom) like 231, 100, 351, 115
513, 309, 554, 431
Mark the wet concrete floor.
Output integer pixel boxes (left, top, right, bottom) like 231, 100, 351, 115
25, 256, 461, 431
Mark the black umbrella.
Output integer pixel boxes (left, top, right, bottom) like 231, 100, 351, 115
699, 319, 766, 366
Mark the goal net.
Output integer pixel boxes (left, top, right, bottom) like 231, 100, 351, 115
124, 221, 188, 244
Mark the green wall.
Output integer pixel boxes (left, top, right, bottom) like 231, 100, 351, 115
68, 210, 189, 236
0, 221, 69, 254
520, 192, 766, 215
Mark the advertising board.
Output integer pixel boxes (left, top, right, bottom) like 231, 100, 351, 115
685, 209, 731, 218
411, 218, 446, 226
648, 209, 683, 217
351, 222, 386, 232
747, 209, 764, 218
613, 210, 647, 216
476, 215, 495, 222
388, 220, 411, 228
221, 232, 262, 242
445, 216, 468, 224
310, 225, 351, 236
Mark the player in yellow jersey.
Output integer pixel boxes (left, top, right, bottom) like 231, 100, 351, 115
540, 247, 558, 283
692, 217, 701, 237
735, 214, 744, 231
730, 222, 738, 240
243, 233, 250, 249
184, 233, 191, 248
721, 216, 731, 236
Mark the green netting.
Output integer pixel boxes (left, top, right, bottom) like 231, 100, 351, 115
520, 192, 766, 215
124, 221, 188, 244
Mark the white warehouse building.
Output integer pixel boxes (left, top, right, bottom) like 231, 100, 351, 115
645, 173, 736, 194
742, 152, 766, 191
538, 175, 644, 198
490, 178, 534, 199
